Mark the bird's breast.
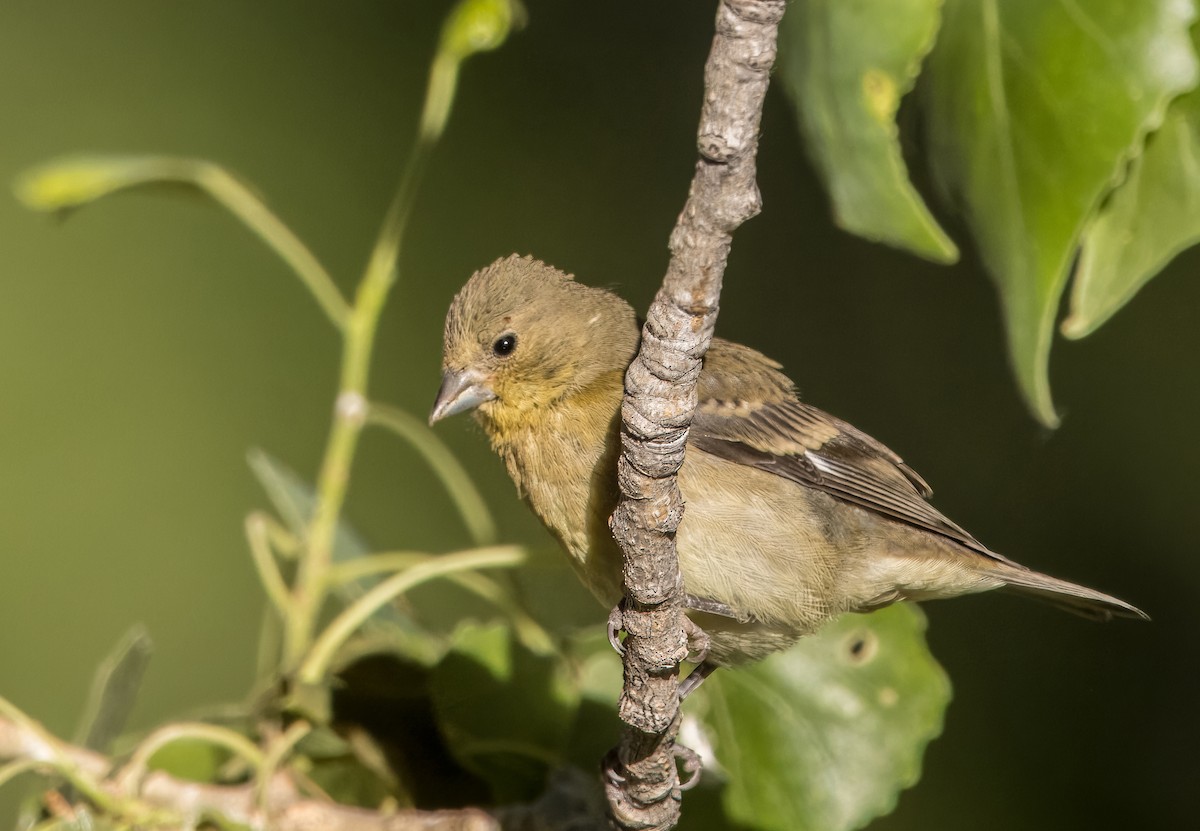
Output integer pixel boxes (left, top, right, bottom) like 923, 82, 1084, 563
483, 389, 627, 606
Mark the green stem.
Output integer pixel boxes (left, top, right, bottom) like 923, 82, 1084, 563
193, 163, 351, 331
297, 546, 526, 684
0, 697, 126, 816
324, 551, 435, 585
0, 759, 44, 790
118, 722, 265, 795
281, 0, 519, 675
324, 549, 553, 655
367, 404, 497, 545
444, 567, 555, 656
245, 513, 292, 619
283, 101, 439, 674
255, 720, 312, 812
15, 155, 349, 331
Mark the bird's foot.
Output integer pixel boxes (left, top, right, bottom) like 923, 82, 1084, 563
601, 747, 625, 787
674, 743, 703, 790
683, 615, 710, 665
601, 745, 703, 791
606, 602, 626, 656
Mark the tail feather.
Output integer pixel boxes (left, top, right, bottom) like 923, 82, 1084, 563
996, 565, 1149, 622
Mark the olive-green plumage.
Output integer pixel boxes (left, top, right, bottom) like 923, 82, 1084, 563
432, 255, 1145, 665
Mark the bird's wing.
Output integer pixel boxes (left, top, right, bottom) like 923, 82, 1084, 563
689, 339, 1007, 561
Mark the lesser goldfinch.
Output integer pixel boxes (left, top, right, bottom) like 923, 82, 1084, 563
431, 255, 1145, 667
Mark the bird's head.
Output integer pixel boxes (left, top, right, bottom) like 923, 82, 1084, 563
430, 254, 639, 426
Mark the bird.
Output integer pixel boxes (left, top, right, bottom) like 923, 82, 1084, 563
430, 254, 1146, 672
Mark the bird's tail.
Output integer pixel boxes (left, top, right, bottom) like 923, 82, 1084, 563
995, 564, 1148, 621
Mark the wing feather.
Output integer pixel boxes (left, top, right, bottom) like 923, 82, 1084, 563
690, 339, 1014, 564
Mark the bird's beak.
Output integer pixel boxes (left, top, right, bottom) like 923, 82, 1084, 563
429, 368, 496, 425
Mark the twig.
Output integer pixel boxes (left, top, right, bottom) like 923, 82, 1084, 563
0, 714, 498, 831
606, 1, 785, 829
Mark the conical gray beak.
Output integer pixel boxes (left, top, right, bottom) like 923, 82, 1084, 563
429, 368, 496, 425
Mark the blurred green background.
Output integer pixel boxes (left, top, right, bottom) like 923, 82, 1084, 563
0, 2, 1195, 829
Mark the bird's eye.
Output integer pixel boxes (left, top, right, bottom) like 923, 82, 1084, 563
492, 333, 517, 357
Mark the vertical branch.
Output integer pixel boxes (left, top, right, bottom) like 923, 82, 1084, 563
606, 1, 785, 829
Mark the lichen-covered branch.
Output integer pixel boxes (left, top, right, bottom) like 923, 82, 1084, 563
606, 1, 786, 828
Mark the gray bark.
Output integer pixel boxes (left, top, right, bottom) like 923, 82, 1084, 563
606, 1, 787, 829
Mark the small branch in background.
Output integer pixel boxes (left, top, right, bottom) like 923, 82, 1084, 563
607, 1, 786, 829
0, 713, 498, 831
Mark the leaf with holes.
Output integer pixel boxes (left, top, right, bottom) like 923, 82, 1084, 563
692, 604, 950, 831
778, 0, 957, 262
923, 0, 1198, 425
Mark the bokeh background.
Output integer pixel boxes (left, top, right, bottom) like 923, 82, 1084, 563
1, 2, 1195, 829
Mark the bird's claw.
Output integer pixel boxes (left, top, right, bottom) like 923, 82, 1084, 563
602, 746, 702, 792
601, 748, 625, 786
683, 616, 710, 665
674, 744, 703, 791
607, 603, 626, 656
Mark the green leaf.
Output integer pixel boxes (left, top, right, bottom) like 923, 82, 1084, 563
249, 449, 551, 667
144, 738, 229, 783
923, 0, 1198, 425
560, 627, 624, 771
1067, 53, 1200, 338
73, 625, 153, 753
13, 155, 193, 212
304, 754, 395, 810
430, 621, 580, 802
693, 605, 950, 831
778, 0, 957, 262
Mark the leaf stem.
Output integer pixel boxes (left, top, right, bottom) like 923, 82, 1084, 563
255, 720, 312, 812
0, 759, 42, 790
324, 551, 435, 585
324, 547, 553, 655
367, 403, 497, 545
192, 163, 351, 330
246, 512, 293, 619
117, 722, 265, 796
281, 142, 431, 674
297, 546, 526, 685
